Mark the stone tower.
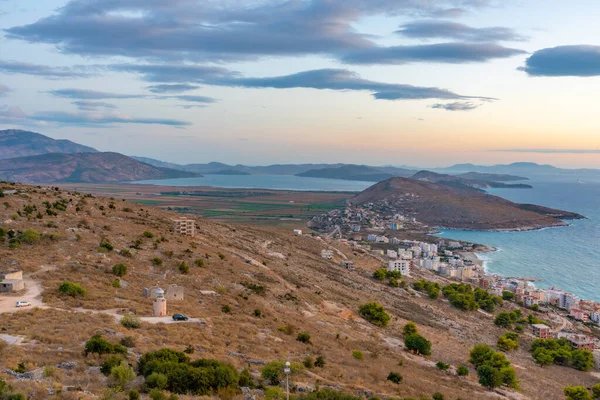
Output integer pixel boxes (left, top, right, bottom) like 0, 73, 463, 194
153, 288, 167, 317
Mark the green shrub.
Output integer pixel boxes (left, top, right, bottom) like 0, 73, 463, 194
253, 309, 262, 318
314, 355, 325, 368
372, 269, 387, 281
21, 229, 41, 244
470, 344, 519, 390
278, 325, 294, 335
432, 393, 445, 400
119, 249, 133, 258
239, 368, 254, 388
358, 302, 390, 327
109, 362, 135, 389
404, 334, 431, 355
101, 356, 123, 376
143, 231, 154, 238
178, 262, 189, 274
152, 257, 163, 266
436, 361, 450, 371
112, 263, 128, 277
563, 386, 592, 400
84, 335, 127, 356
99, 238, 114, 251
120, 313, 142, 329
303, 357, 314, 369
352, 350, 364, 360
194, 258, 204, 267
494, 312, 513, 328
261, 361, 302, 385
296, 332, 311, 344
58, 282, 86, 297
218, 253, 226, 260
497, 333, 519, 352
221, 304, 231, 313
112, 279, 121, 288
129, 390, 140, 400
386, 371, 402, 384
457, 366, 469, 376
402, 322, 418, 336
149, 389, 166, 400
146, 372, 168, 390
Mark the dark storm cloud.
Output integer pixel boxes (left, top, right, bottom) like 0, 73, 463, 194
519, 45, 600, 76
396, 20, 526, 42
146, 84, 200, 93
341, 42, 526, 65
430, 101, 480, 111
0, 60, 91, 78
48, 89, 145, 100
5, 0, 498, 63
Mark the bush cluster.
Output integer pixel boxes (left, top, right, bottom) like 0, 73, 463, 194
412, 280, 441, 299
497, 332, 519, 352
531, 338, 594, 371
140, 349, 239, 395
442, 283, 502, 312
372, 268, 406, 288
58, 281, 86, 297
84, 334, 127, 356
469, 344, 519, 390
358, 302, 390, 327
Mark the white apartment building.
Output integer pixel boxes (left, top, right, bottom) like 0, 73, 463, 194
388, 259, 411, 276
387, 249, 398, 259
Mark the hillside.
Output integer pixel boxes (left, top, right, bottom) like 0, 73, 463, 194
350, 177, 582, 230
411, 171, 533, 190
0, 129, 97, 159
0, 152, 198, 183
297, 165, 407, 182
0, 184, 595, 400
456, 172, 528, 182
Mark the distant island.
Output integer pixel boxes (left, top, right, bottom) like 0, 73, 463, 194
210, 169, 251, 175
296, 165, 408, 182
455, 172, 528, 182
411, 170, 533, 189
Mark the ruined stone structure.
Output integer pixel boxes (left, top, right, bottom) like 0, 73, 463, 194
165, 284, 184, 301
0, 270, 25, 293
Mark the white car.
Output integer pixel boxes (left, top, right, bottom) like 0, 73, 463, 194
15, 301, 31, 307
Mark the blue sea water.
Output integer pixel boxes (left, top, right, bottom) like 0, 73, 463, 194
134, 174, 375, 192
437, 176, 600, 302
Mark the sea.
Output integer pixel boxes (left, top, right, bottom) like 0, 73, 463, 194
135, 174, 600, 302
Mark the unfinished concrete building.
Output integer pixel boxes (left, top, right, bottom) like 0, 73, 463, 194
173, 217, 196, 236
0, 270, 25, 293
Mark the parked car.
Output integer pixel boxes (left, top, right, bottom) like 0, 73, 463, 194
15, 301, 31, 307
172, 313, 189, 321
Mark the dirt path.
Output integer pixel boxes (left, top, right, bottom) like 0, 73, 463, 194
0, 277, 47, 314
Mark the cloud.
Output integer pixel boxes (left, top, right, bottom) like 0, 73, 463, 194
430, 101, 480, 111
72, 100, 117, 111
216, 68, 495, 101
519, 45, 600, 76
177, 105, 208, 109
164, 95, 217, 103
5, 0, 497, 63
0, 59, 90, 78
396, 20, 526, 42
491, 148, 600, 154
146, 84, 200, 93
0, 105, 190, 127
48, 89, 144, 100
342, 42, 526, 65
0, 84, 11, 97
112, 64, 236, 83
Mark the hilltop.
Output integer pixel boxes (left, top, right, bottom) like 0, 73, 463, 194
0, 183, 596, 400
350, 177, 582, 231
0, 129, 97, 160
411, 171, 533, 190
0, 152, 198, 183
297, 165, 412, 182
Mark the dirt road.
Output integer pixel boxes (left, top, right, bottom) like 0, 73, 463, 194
0, 277, 46, 314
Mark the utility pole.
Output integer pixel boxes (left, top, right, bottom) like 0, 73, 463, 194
284, 361, 291, 400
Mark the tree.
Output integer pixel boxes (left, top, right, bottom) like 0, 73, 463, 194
58, 282, 86, 297
386, 372, 402, 384
112, 263, 128, 277
372, 269, 387, 281
261, 361, 301, 385
296, 332, 311, 344
358, 303, 390, 327
469, 344, 494, 368
402, 322, 418, 336
432, 393, 444, 400
564, 386, 592, 400
111, 362, 135, 388
571, 350, 594, 371
314, 355, 325, 368
502, 291, 515, 301
238, 368, 254, 388
591, 383, 600, 399
494, 312, 512, 328
404, 334, 431, 356
497, 335, 519, 352
477, 365, 502, 390
532, 348, 554, 367
436, 361, 450, 371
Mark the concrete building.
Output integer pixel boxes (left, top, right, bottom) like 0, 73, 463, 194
532, 324, 551, 339
0, 270, 25, 293
386, 249, 398, 259
559, 333, 596, 351
173, 218, 196, 236
165, 284, 184, 301
388, 259, 411, 276
341, 260, 354, 270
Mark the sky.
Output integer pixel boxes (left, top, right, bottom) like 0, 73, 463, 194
1, 0, 600, 167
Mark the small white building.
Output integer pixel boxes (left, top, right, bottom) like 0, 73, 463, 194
388, 259, 411, 276
386, 249, 398, 259
321, 250, 334, 259
293, 229, 303, 235
173, 218, 196, 236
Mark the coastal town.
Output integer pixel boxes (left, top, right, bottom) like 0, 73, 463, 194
310, 205, 600, 371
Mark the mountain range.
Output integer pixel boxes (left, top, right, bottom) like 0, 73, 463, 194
0, 129, 97, 159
